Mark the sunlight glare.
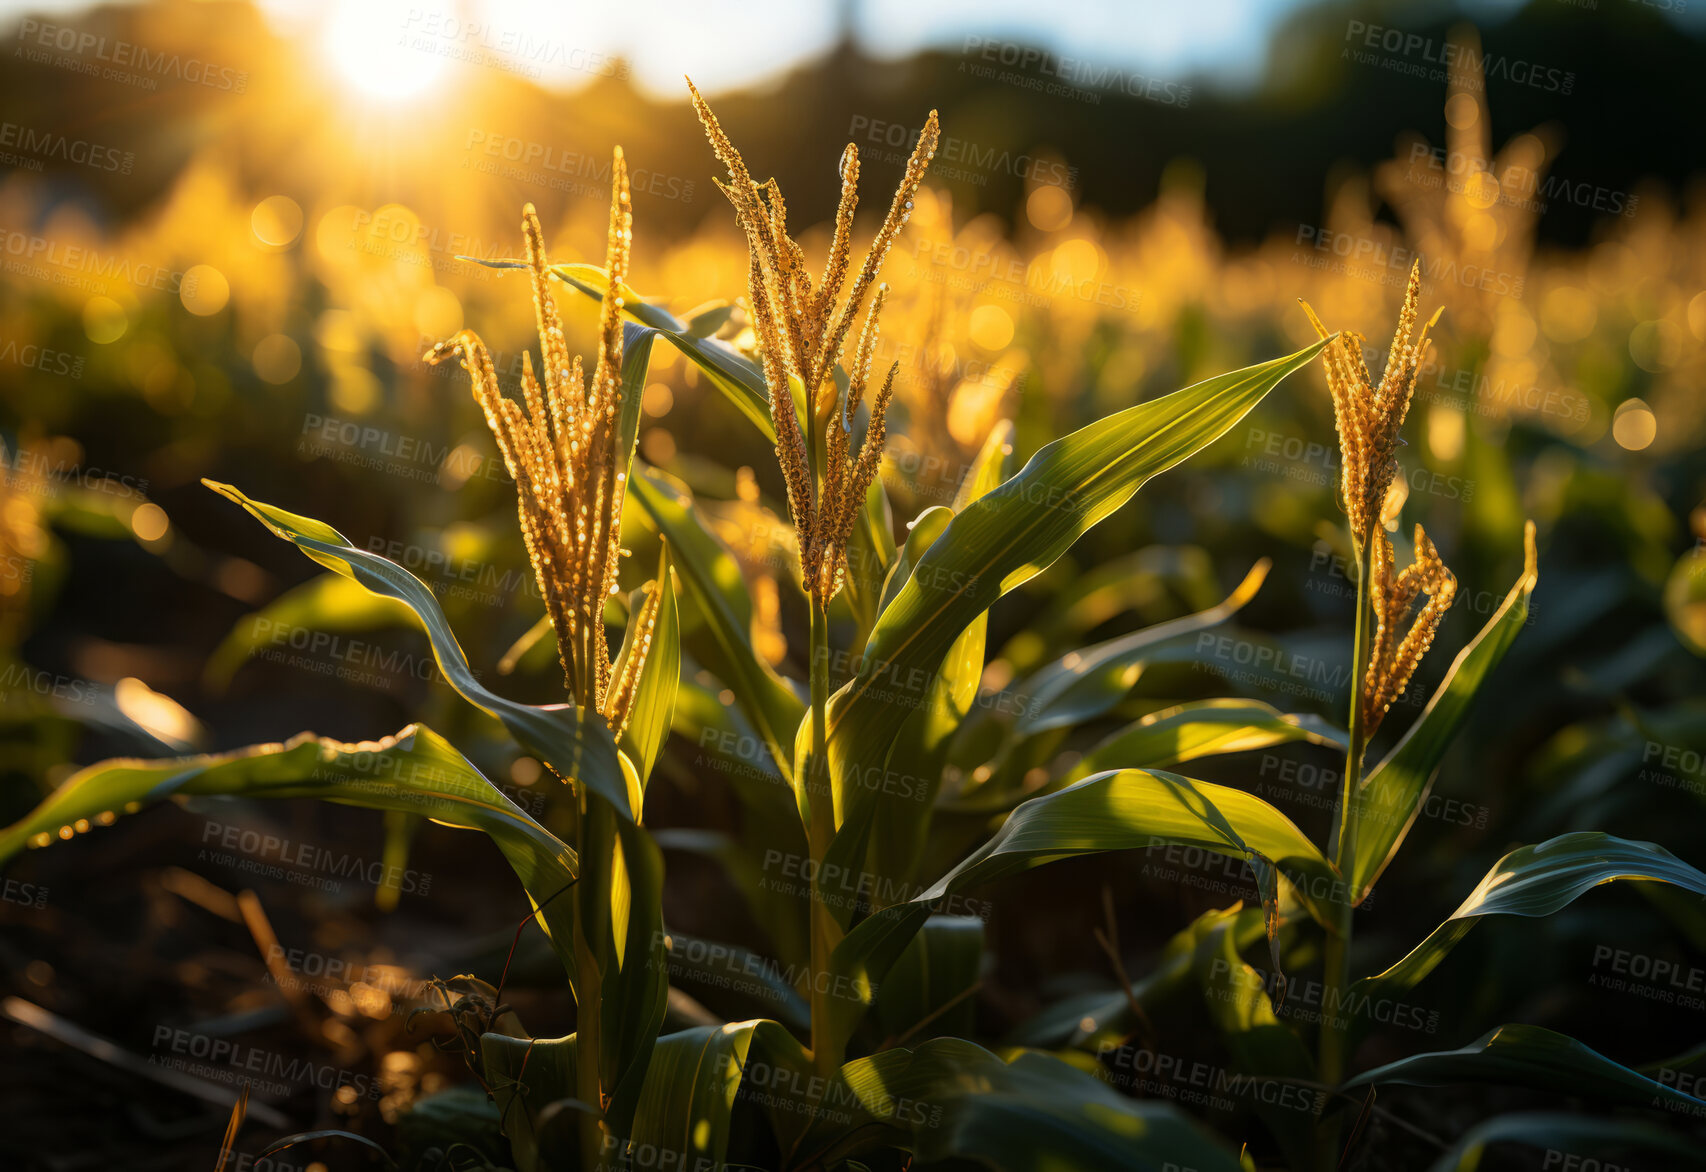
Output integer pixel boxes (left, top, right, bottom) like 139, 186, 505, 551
324, 1, 446, 102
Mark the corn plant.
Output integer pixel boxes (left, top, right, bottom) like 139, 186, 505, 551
7, 86, 1702, 1172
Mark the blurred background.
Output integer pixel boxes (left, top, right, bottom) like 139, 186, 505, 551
2, 0, 1705, 1167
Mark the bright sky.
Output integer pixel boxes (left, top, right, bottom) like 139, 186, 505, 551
3, 0, 1318, 97
4, 0, 1701, 103
266, 0, 1327, 98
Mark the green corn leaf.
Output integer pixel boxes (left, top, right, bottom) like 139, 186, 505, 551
1343, 1023, 1706, 1115
544, 262, 776, 442
1353, 831, 1706, 1006
1008, 905, 1265, 1052
650, 926, 809, 1029
877, 505, 954, 617
0, 724, 582, 975
614, 321, 660, 470
873, 915, 984, 1046
1062, 699, 1345, 785
1424, 1111, 1703, 1172
628, 467, 804, 793
1010, 559, 1270, 740
202, 481, 634, 820
611, 543, 679, 791
823, 340, 1327, 843
837, 1039, 1247, 1171
200, 483, 667, 1120
862, 423, 1017, 903
621, 1020, 809, 1171
592, 804, 670, 1135
682, 301, 733, 337
1352, 523, 1539, 902
841, 476, 895, 650
820, 767, 1342, 1065
480, 1033, 580, 1172
992, 545, 1222, 678
1192, 908, 1318, 1170
928, 768, 1340, 921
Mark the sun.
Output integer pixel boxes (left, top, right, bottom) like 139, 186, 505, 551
323, 0, 447, 102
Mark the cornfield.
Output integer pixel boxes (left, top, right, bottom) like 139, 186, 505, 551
2, 5, 1704, 1171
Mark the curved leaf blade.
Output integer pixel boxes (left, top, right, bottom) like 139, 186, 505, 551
548, 262, 775, 442
863, 423, 1018, 901
1063, 698, 1345, 785
1353, 522, 1539, 902
0, 724, 582, 972
628, 467, 804, 790
201, 480, 632, 820
621, 1020, 805, 1170
1425, 1111, 1702, 1172
840, 1039, 1247, 1171
873, 915, 984, 1045
612, 545, 679, 791
1354, 831, 1706, 1004
825, 340, 1327, 833
821, 767, 1341, 1063
1344, 1023, 1706, 1115
1011, 559, 1270, 739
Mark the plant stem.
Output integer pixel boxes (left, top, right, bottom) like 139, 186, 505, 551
806, 593, 839, 1078
574, 790, 611, 1170
1319, 533, 1372, 1164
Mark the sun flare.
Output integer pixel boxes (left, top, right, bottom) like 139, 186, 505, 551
323, 1, 446, 102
